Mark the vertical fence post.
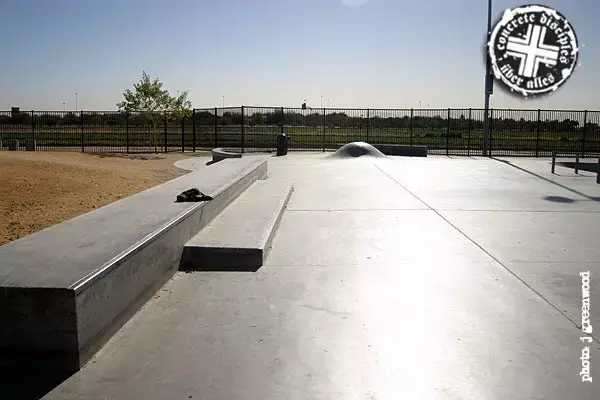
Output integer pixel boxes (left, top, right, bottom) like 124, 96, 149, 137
214, 107, 218, 148
366, 108, 370, 143
163, 114, 168, 153
241, 106, 245, 154
31, 110, 35, 151
125, 112, 129, 154
181, 116, 185, 153
446, 108, 450, 156
582, 110, 587, 158
535, 109, 541, 157
551, 152, 556, 173
467, 108, 472, 156
192, 109, 196, 152
80, 111, 85, 152
489, 108, 494, 156
410, 108, 414, 146
597, 158, 600, 184
322, 108, 326, 152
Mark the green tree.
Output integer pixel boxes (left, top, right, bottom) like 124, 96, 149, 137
117, 71, 192, 151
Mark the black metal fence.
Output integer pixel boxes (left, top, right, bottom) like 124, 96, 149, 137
1, 107, 599, 157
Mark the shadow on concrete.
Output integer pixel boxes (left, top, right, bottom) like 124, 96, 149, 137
0, 368, 73, 400
492, 158, 600, 202
543, 196, 577, 203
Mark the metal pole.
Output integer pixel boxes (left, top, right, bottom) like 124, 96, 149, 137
446, 108, 451, 156
322, 107, 326, 152
81, 111, 85, 153
582, 110, 587, 158
163, 114, 168, 153
483, 0, 493, 156
31, 110, 35, 150
467, 108, 472, 156
597, 159, 600, 184
410, 108, 414, 146
551, 152, 556, 174
575, 153, 580, 174
181, 116, 185, 153
489, 108, 494, 155
214, 107, 218, 148
241, 106, 245, 154
192, 109, 196, 152
366, 108, 370, 143
125, 112, 129, 154
535, 109, 541, 157
75, 93, 78, 112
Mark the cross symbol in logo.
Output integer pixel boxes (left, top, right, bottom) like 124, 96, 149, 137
506, 24, 560, 78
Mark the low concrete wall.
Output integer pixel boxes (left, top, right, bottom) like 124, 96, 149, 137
212, 148, 242, 164
373, 144, 428, 157
0, 157, 268, 372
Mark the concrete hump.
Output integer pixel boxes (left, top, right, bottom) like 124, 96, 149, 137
330, 142, 386, 159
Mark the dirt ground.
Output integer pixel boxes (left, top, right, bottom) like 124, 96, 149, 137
0, 151, 207, 246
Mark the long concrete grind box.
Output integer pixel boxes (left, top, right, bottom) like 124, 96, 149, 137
0, 157, 267, 372
180, 180, 294, 272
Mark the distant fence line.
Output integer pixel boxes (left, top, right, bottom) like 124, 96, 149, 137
1, 107, 600, 157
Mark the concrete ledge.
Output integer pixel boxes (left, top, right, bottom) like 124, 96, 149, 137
373, 144, 428, 157
212, 148, 242, 164
181, 181, 294, 272
0, 157, 267, 372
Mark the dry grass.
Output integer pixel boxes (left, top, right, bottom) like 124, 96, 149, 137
0, 151, 206, 245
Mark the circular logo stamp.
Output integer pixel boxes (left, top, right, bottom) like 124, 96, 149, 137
487, 4, 579, 97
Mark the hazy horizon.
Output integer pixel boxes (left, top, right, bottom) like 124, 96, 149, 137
1, 0, 598, 111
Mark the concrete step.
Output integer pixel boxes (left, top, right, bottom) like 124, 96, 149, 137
180, 180, 294, 271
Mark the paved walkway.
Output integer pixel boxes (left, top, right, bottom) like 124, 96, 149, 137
45, 155, 600, 399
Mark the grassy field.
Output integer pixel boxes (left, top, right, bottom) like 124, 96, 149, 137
1, 125, 599, 156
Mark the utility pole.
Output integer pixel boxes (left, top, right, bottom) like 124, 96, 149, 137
75, 92, 78, 112
483, 0, 493, 156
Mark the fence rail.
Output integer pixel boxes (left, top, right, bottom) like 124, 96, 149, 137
1, 107, 599, 157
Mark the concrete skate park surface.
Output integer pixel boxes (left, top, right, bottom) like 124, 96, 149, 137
18, 152, 600, 398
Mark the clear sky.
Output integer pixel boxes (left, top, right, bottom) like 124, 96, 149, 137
1, 0, 598, 111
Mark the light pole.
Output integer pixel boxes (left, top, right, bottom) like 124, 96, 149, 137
62, 101, 66, 112
74, 92, 78, 112
222, 96, 225, 108
483, 0, 493, 156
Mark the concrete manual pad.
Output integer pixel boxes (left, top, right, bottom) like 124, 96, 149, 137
181, 180, 294, 271
40, 155, 600, 399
